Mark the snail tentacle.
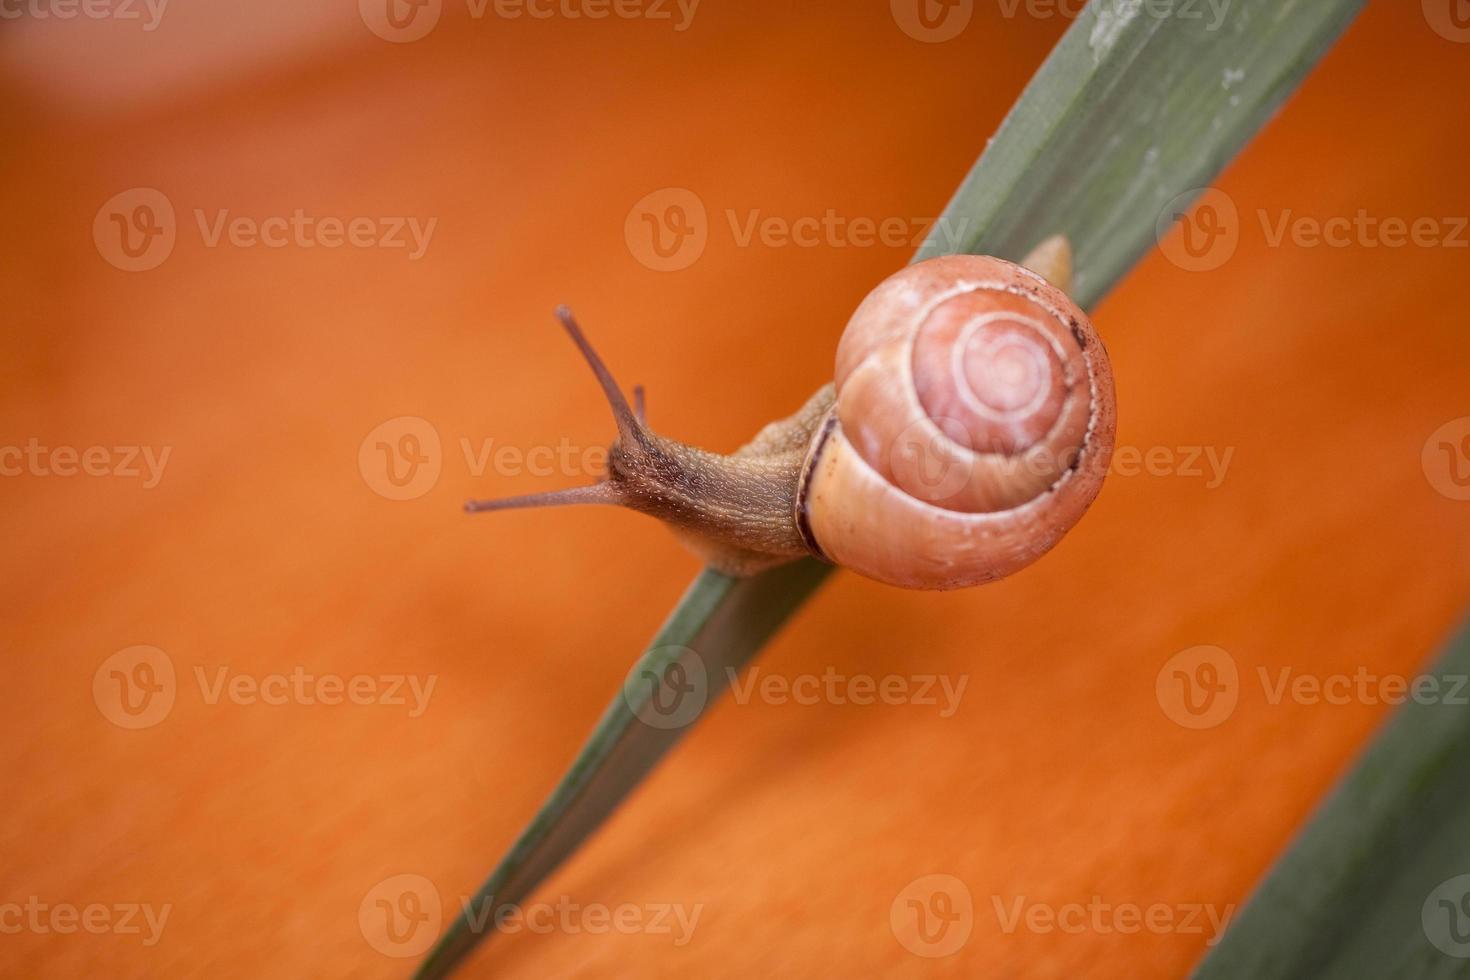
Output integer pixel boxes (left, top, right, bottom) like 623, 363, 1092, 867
465, 308, 819, 576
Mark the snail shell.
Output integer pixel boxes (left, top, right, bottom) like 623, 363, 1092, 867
796, 254, 1116, 590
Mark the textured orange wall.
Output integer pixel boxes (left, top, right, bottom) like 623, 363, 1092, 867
2, 1, 1468, 976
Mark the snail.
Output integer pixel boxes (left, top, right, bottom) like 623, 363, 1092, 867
467, 236, 1116, 590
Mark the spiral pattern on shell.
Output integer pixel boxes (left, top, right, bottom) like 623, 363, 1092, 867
798, 254, 1116, 590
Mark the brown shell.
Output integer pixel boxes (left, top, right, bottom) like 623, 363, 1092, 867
800, 254, 1115, 590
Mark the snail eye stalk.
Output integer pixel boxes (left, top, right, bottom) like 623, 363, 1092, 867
464, 306, 648, 514
552, 306, 652, 450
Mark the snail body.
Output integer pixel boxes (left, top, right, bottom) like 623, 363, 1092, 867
467, 237, 1115, 590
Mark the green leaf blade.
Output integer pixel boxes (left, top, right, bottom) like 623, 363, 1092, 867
415, 561, 830, 979
1193, 617, 1470, 979
918, 0, 1369, 307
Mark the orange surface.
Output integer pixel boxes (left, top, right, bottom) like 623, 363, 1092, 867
3, 2, 1469, 977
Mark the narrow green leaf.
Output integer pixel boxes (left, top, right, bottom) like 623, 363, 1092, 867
1193, 615, 1470, 978
419, 1, 1366, 975
918, 0, 1368, 308
415, 562, 831, 979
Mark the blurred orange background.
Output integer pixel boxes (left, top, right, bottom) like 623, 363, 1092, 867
3, 0, 1469, 976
